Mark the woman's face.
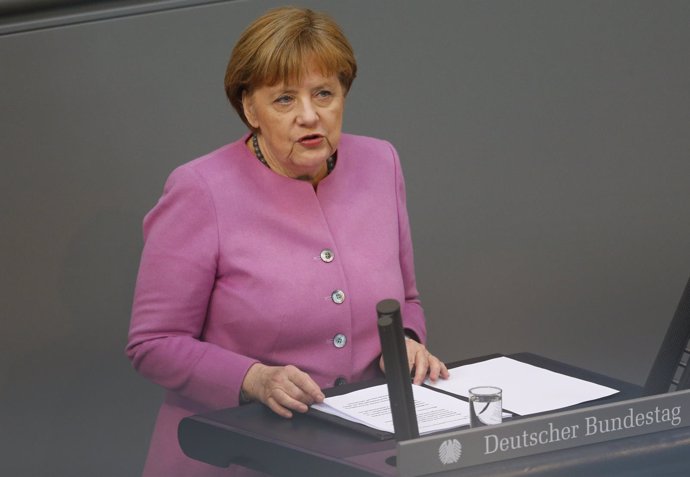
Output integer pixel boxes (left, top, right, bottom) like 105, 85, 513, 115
243, 64, 345, 182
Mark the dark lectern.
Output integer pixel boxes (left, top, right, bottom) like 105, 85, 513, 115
177, 353, 690, 476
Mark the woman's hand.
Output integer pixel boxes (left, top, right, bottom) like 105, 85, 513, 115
379, 338, 450, 385
241, 363, 325, 418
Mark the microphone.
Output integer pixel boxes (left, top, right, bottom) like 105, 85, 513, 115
376, 299, 419, 440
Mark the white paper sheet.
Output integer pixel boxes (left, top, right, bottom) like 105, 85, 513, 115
312, 383, 470, 435
425, 356, 619, 415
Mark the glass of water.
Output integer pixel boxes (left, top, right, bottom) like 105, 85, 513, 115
469, 386, 502, 427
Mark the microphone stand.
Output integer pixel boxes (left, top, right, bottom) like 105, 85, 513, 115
376, 299, 419, 441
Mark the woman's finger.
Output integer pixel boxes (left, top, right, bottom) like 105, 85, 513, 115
412, 349, 430, 385
285, 365, 325, 404
426, 355, 449, 382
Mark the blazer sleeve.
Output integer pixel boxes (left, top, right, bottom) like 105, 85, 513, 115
125, 165, 257, 410
389, 142, 428, 344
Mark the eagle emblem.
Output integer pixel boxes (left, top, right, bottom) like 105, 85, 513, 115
438, 438, 462, 464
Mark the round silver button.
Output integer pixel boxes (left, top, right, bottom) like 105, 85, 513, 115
331, 290, 345, 304
320, 249, 334, 263
333, 333, 347, 348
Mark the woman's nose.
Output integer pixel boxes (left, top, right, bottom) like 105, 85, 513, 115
296, 99, 319, 125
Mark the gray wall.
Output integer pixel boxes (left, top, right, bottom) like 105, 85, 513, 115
1, 0, 689, 475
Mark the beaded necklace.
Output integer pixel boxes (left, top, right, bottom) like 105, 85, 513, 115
251, 134, 335, 176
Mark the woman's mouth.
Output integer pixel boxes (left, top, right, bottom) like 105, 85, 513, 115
298, 134, 324, 147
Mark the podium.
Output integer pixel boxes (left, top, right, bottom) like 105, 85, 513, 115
178, 353, 690, 476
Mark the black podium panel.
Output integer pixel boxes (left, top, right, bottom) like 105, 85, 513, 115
179, 397, 395, 476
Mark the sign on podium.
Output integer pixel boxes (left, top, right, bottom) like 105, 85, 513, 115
397, 389, 690, 476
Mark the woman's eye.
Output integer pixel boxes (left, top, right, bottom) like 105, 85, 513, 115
275, 95, 293, 105
316, 90, 332, 98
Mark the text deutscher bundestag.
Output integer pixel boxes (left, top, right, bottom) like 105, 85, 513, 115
484, 405, 682, 454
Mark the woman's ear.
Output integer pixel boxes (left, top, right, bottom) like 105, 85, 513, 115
242, 91, 259, 129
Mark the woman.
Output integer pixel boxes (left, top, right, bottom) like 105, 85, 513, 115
126, 6, 448, 476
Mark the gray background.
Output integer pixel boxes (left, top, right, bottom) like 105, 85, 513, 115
1, 0, 689, 475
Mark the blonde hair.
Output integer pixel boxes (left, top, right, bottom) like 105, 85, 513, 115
225, 7, 357, 129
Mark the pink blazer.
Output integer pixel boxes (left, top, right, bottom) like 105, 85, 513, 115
126, 133, 426, 476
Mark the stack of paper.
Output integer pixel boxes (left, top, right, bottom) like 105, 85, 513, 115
311, 357, 620, 436
312, 383, 472, 435
425, 356, 619, 415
